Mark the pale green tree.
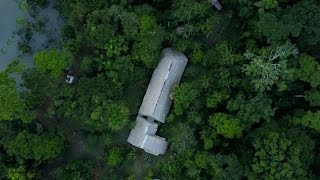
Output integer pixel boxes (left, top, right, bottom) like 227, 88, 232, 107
132, 14, 165, 68
105, 103, 130, 132
206, 90, 230, 108
209, 113, 243, 138
0, 72, 30, 121
242, 42, 298, 92
106, 148, 123, 167
5, 166, 26, 180
172, 82, 202, 116
34, 49, 72, 78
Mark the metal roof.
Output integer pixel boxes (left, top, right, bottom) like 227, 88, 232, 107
127, 48, 188, 156
139, 48, 188, 123
127, 116, 168, 156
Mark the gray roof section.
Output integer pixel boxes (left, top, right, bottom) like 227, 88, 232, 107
143, 135, 168, 155
139, 48, 188, 123
127, 116, 168, 156
127, 116, 158, 147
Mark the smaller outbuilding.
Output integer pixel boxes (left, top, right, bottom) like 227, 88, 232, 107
211, 0, 222, 11
127, 116, 168, 156
66, 75, 76, 84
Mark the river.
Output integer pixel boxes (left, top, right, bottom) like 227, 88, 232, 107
0, 0, 63, 71
0, 0, 23, 71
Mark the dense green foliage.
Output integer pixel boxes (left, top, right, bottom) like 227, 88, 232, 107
1, 0, 320, 179
5, 130, 65, 160
0, 72, 23, 120
52, 160, 94, 180
0, 71, 32, 122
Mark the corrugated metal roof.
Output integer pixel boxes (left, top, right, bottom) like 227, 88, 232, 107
127, 48, 188, 156
127, 117, 168, 156
139, 48, 188, 123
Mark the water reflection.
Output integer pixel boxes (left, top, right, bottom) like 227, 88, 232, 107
0, 0, 63, 71
0, 0, 21, 70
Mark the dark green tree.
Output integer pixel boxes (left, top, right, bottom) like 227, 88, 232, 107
52, 160, 94, 180
297, 54, 320, 88
293, 111, 320, 132
5, 130, 65, 161
227, 94, 275, 128
167, 123, 197, 155
248, 128, 314, 179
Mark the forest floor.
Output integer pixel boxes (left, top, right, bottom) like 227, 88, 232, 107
35, 103, 106, 178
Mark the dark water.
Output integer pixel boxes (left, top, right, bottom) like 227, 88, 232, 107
0, 0, 63, 71
0, 0, 22, 70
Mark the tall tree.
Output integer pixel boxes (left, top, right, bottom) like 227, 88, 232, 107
54, 76, 128, 132
167, 123, 197, 155
255, 0, 320, 47
242, 42, 298, 92
293, 111, 320, 132
132, 14, 165, 68
297, 54, 320, 88
209, 113, 243, 138
52, 160, 94, 180
248, 128, 314, 179
0, 72, 31, 122
5, 130, 65, 161
34, 49, 72, 78
106, 148, 124, 167
227, 94, 275, 128
183, 152, 243, 179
